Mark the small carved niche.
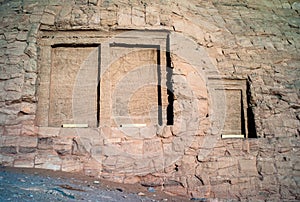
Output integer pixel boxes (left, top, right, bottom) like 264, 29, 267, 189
210, 78, 251, 138
49, 46, 99, 127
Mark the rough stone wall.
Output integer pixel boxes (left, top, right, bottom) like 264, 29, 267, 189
0, 0, 300, 200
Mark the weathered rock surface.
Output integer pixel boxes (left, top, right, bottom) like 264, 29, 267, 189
0, 0, 299, 200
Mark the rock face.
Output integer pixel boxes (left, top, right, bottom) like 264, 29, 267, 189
0, 0, 299, 200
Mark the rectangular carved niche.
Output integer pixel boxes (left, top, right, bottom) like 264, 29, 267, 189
223, 89, 244, 135
49, 46, 98, 127
37, 42, 99, 127
110, 47, 159, 125
210, 78, 248, 137
99, 31, 170, 127
102, 44, 166, 127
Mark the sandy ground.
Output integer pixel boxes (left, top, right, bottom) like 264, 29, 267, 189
0, 166, 191, 202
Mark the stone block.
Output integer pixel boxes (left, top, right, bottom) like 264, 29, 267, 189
196, 162, 218, 179
146, 6, 160, 26
38, 127, 60, 138
4, 125, 22, 136
132, 158, 155, 174
184, 145, 197, 156
88, 0, 98, 6
236, 36, 253, 48
41, 13, 55, 25
0, 126, 3, 136
71, 137, 90, 156
118, 127, 140, 139
21, 125, 38, 136
189, 188, 211, 200
90, 12, 100, 25
110, 127, 126, 138
91, 146, 102, 160
157, 125, 173, 138
22, 83, 36, 100
61, 157, 83, 172
114, 156, 135, 171
230, 176, 251, 185
177, 155, 196, 175
19, 147, 36, 153
187, 72, 207, 100
70, 8, 88, 26
24, 43, 37, 58
162, 142, 173, 154
257, 160, 277, 175
20, 102, 36, 114
144, 138, 162, 156
102, 144, 121, 156
172, 135, 194, 153
1, 135, 19, 146
260, 175, 278, 192
294, 162, 300, 171
259, 146, 276, 158
4, 77, 23, 92
140, 126, 156, 138
34, 153, 62, 171
238, 158, 258, 176
101, 172, 124, 183
159, 10, 171, 26
24, 72, 37, 85
5, 91, 22, 101
152, 155, 164, 171
37, 137, 54, 150
83, 158, 102, 177
292, 2, 300, 10
187, 175, 205, 189
100, 8, 117, 26
210, 176, 231, 186
0, 93, 7, 105
58, 4, 72, 19
59, 128, 77, 137
104, 137, 122, 145
14, 154, 35, 168
280, 185, 297, 200
23, 58, 37, 73
140, 174, 163, 187
0, 154, 14, 166
164, 152, 181, 170
0, 65, 23, 80
6, 41, 27, 56
0, 146, 17, 154
118, 7, 131, 26
102, 156, 118, 169
121, 140, 143, 155
163, 185, 187, 197
123, 176, 140, 184
217, 157, 239, 176
171, 116, 187, 136
18, 135, 37, 147
101, 126, 112, 137
172, 18, 205, 44
53, 136, 73, 156
16, 31, 28, 41
278, 175, 297, 188
132, 7, 145, 26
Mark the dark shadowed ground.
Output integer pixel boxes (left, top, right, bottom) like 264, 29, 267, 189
0, 167, 191, 202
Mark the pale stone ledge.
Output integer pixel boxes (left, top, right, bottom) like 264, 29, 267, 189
62, 124, 88, 128
221, 134, 245, 139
